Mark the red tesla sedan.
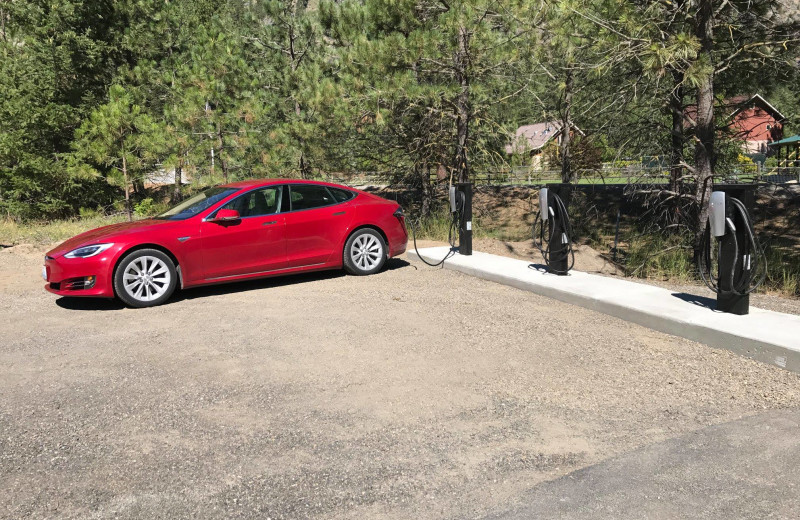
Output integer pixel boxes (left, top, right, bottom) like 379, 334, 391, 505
43, 179, 407, 307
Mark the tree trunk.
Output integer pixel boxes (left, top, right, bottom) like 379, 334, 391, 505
287, 3, 312, 180
692, 0, 714, 258
297, 96, 310, 179
419, 162, 433, 217
668, 70, 684, 194
453, 25, 470, 184
298, 150, 311, 180
560, 69, 574, 183
216, 124, 228, 183
0, 4, 7, 42
122, 154, 132, 222
173, 159, 183, 203
132, 178, 145, 197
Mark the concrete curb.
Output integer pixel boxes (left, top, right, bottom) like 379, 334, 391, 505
408, 247, 800, 373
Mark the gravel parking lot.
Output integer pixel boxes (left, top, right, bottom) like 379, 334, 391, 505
2, 242, 800, 519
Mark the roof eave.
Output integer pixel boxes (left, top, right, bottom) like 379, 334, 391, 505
729, 93, 786, 122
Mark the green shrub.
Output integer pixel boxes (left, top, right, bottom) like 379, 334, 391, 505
413, 207, 458, 242
624, 233, 694, 280
134, 198, 156, 217
411, 206, 503, 242
78, 207, 102, 219
764, 245, 800, 297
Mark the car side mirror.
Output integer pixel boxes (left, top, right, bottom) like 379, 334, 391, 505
211, 209, 241, 223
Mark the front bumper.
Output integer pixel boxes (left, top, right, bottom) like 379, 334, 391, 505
43, 253, 116, 298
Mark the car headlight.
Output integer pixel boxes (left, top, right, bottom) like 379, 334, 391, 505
64, 243, 114, 258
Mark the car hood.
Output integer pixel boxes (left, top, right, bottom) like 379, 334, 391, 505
46, 219, 172, 258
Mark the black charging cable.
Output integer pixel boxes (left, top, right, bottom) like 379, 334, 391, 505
698, 196, 767, 295
727, 197, 767, 295
532, 192, 575, 275
698, 222, 720, 293
410, 192, 463, 267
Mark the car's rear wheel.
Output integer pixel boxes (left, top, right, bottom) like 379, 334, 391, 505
114, 249, 177, 308
343, 228, 386, 275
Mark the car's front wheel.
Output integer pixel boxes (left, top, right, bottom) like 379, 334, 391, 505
343, 228, 386, 275
114, 249, 177, 308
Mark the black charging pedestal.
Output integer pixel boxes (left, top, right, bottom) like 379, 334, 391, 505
457, 182, 473, 256
715, 184, 755, 315
546, 183, 572, 275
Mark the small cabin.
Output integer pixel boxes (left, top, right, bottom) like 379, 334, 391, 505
727, 94, 785, 154
505, 121, 584, 167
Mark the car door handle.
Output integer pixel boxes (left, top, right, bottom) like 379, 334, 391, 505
332, 211, 346, 216
262, 220, 278, 226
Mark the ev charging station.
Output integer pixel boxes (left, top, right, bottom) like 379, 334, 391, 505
700, 184, 766, 315
456, 182, 472, 256
534, 183, 574, 275
446, 182, 473, 256
413, 182, 473, 267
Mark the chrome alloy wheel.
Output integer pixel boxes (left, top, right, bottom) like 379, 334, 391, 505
122, 255, 172, 302
350, 233, 383, 271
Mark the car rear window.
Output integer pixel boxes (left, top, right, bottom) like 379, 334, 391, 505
289, 184, 336, 211
328, 187, 356, 203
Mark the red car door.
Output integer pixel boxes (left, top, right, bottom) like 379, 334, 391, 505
199, 185, 288, 279
284, 184, 355, 268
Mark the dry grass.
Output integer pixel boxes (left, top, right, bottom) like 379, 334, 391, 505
0, 215, 129, 247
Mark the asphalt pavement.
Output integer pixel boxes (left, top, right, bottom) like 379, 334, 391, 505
488, 409, 800, 519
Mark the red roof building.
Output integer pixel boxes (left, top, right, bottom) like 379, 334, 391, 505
727, 94, 785, 154
686, 94, 785, 155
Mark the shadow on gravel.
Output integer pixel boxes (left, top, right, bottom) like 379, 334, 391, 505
671, 292, 717, 310
528, 263, 574, 276
55, 258, 412, 310
55, 297, 125, 311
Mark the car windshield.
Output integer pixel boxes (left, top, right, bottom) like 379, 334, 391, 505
155, 187, 238, 220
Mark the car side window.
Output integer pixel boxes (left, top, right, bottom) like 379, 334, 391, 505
220, 186, 282, 217
328, 187, 356, 203
289, 185, 336, 211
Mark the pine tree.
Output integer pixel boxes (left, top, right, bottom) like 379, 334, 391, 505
74, 85, 152, 221
0, 0, 126, 219
244, 0, 331, 179
321, 0, 528, 212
